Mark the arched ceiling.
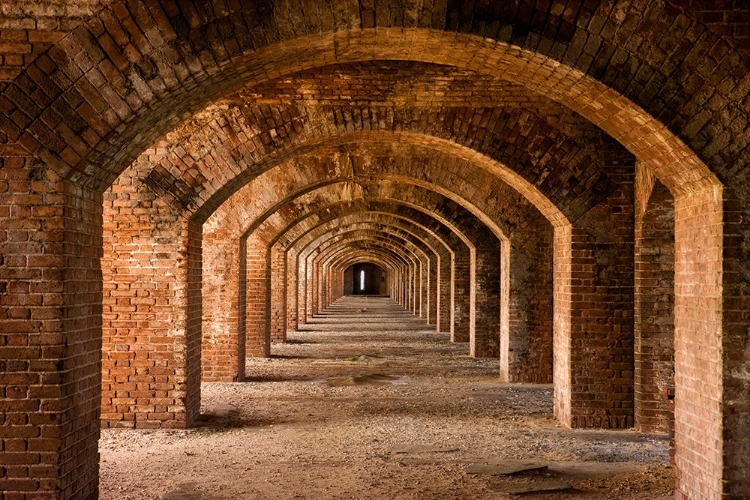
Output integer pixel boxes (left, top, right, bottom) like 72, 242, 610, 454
5, 1, 738, 198
80, 2, 749, 325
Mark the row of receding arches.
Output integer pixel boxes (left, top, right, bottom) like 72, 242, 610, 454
2, 3, 747, 498
102, 133, 676, 441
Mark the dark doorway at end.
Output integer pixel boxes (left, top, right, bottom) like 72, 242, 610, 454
345, 262, 388, 296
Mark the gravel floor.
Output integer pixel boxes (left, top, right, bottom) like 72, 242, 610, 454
99, 297, 674, 499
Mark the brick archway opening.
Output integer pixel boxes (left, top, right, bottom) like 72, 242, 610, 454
346, 262, 388, 297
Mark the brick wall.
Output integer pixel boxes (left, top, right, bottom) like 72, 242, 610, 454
635, 179, 675, 435
504, 219, 554, 383
673, 186, 725, 498
2, 2, 749, 498
101, 168, 199, 430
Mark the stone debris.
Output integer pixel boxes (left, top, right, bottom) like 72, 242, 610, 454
392, 445, 460, 454
489, 480, 573, 496
465, 460, 548, 476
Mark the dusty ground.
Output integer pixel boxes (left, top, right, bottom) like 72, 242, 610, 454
100, 296, 674, 499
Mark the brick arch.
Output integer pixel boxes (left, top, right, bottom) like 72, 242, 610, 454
286, 204, 478, 320
326, 246, 413, 306
3, 5, 731, 195
326, 247, 406, 304
207, 170, 548, 376
309, 232, 422, 306
338, 259, 390, 297
286, 195, 501, 359
318, 237, 415, 292
200, 172, 500, 369
245, 219, 440, 360
131, 102, 606, 226
200, 173, 492, 375
274, 203, 459, 336
312, 229, 428, 282
168, 127, 568, 228
313, 218, 444, 316
309, 215, 448, 323
4, 4, 748, 498
316, 236, 421, 306
197, 158, 522, 367
336, 254, 402, 299
257, 205, 453, 339
278, 200, 550, 384
274, 197, 474, 342
299, 223, 438, 318
189, 143, 533, 376
330, 250, 404, 280
321, 245, 407, 303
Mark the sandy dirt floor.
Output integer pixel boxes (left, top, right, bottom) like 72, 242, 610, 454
99, 296, 674, 499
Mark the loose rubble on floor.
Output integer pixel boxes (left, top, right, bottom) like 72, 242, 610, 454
100, 297, 673, 500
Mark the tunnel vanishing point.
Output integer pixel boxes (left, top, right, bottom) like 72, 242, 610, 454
0, 1, 749, 498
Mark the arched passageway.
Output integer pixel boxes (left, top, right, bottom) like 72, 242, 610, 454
346, 262, 387, 296
0, 2, 748, 499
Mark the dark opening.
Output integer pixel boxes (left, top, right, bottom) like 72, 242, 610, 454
345, 263, 387, 296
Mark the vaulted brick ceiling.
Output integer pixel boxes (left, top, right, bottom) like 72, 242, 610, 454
122, 59, 631, 237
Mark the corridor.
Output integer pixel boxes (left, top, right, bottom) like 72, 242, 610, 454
99, 297, 672, 499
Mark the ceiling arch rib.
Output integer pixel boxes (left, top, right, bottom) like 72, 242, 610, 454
303, 220, 439, 269
274, 207, 454, 267
303, 231, 428, 317
307, 231, 425, 280
9, 10, 726, 197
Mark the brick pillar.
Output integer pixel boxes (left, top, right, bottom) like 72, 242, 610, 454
102, 182, 201, 429
502, 222, 554, 383
0, 167, 107, 497
246, 238, 270, 358
406, 265, 413, 312
296, 254, 306, 324
452, 248, 472, 343
719, 181, 750, 497
415, 259, 424, 317
428, 256, 438, 325
673, 186, 725, 498
315, 262, 324, 315
305, 254, 315, 319
554, 182, 635, 429
634, 180, 674, 434
201, 232, 244, 381
269, 246, 287, 343
438, 253, 451, 333
472, 236, 501, 358
286, 250, 299, 331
